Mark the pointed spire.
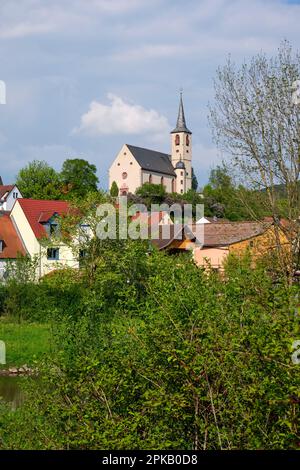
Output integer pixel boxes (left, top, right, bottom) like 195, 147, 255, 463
171, 91, 192, 134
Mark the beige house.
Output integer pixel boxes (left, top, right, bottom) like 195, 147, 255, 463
109, 94, 192, 195
10, 198, 79, 278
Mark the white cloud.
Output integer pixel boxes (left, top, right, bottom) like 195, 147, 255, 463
73, 93, 170, 139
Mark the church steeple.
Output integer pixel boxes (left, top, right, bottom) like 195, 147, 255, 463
171, 92, 192, 135
171, 92, 192, 193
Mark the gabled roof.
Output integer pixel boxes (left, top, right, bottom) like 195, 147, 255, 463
126, 145, 176, 177
190, 221, 272, 247
0, 185, 15, 202
16, 199, 70, 239
0, 212, 26, 259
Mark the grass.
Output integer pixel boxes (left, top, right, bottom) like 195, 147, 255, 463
0, 319, 52, 368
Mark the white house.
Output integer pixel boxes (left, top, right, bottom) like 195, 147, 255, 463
0, 184, 22, 212
10, 198, 79, 278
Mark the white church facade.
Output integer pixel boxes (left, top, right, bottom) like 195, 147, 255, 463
109, 94, 192, 195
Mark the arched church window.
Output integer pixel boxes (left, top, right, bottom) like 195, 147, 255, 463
175, 134, 180, 146
160, 176, 164, 187
122, 172, 127, 179
186, 135, 190, 146
149, 174, 152, 184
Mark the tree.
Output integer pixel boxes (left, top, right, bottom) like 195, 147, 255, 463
135, 183, 167, 208
192, 168, 198, 191
16, 160, 61, 200
209, 41, 300, 277
110, 181, 119, 197
60, 159, 99, 199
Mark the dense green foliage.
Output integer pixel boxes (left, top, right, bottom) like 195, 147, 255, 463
16, 160, 61, 200
16, 158, 99, 200
135, 183, 167, 207
0, 240, 299, 450
60, 159, 99, 199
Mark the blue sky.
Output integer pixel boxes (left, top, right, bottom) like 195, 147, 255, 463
0, 0, 300, 189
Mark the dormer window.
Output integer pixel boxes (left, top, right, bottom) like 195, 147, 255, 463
42, 214, 60, 237
50, 222, 58, 235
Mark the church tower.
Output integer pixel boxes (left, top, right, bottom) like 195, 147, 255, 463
171, 92, 192, 193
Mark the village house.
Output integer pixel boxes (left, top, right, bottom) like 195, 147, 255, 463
151, 220, 289, 271
109, 93, 193, 196
0, 183, 22, 212
9, 199, 79, 278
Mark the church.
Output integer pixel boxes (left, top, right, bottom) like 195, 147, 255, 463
109, 94, 192, 195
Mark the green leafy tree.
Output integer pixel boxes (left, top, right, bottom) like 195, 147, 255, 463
209, 40, 300, 276
192, 168, 198, 191
110, 181, 119, 197
60, 158, 99, 199
16, 160, 61, 200
202, 165, 269, 221
135, 183, 167, 208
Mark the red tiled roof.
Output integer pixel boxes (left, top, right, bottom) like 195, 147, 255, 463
0, 185, 14, 201
17, 199, 70, 239
0, 212, 26, 259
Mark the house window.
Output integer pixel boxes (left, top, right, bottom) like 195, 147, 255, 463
175, 134, 180, 145
47, 248, 59, 260
172, 179, 175, 192
249, 240, 254, 248
13, 192, 18, 199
